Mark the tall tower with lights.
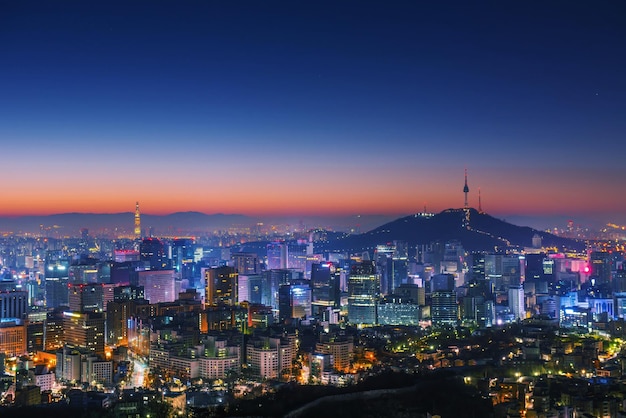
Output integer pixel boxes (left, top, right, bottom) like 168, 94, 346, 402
134, 202, 141, 237
463, 169, 469, 209
462, 170, 471, 229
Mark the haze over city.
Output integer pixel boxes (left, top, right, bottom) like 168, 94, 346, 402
1, 1, 625, 229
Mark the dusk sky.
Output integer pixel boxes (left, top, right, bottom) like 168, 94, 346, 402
2, 2, 625, 227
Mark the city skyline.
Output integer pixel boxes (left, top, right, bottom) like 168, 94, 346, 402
2, 2, 625, 226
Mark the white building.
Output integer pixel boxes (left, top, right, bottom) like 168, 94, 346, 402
508, 285, 525, 321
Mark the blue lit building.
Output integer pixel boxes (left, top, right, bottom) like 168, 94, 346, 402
278, 282, 311, 324
377, 296, 420, 326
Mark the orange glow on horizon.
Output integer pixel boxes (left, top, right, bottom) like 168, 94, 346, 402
0, 165, 623, 220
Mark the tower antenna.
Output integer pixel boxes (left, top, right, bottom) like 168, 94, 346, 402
478, 188, 482, 213
463, 169, 469, 209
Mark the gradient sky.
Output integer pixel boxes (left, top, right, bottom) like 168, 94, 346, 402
1, 2, 625, 226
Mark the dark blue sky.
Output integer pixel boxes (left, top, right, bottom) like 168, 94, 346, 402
1, 1, 625, 227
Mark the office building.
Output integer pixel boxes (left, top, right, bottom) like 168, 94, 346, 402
0, 319, 27, 357
508, 285, 525, 321
377, 296, 420, 326
62, 311, 106, 358
68, 283, 104, 313
278, 282, 312, 324
347, 261, 380, 326
431, 291, 457, 326
0, 290, 28, 320
231, 252, 261, 275
205, 266, 238, 306
590, 251, 612, 285
45, 259, 70, 309
315, 333, 354, 372
311, 262, 341, 313
140, 238, 168, 270
171, 238, 195, 281
138, 269, 176, 303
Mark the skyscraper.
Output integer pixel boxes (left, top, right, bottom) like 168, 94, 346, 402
347, 261, 380, 326
431, 291, 458, 326
590, 251, 612, 285
278, 282, 312, 324
171, 238, 195, 281
139, 238, 168, 270
310, 262, 341, 312
205, 266, 238, 307
134, 201, 141, 237
68, 283, 104, 313
0, 291, 28, 320
62, 312, 105, 358
137, 270, 176, 303
45, 259, 70, 309
508, 285, 525, 321
231, 252, 261, 275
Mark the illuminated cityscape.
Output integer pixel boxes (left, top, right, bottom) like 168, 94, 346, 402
2, 2, 626, 418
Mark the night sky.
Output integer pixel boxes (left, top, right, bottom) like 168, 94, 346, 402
1, 2, 625, 226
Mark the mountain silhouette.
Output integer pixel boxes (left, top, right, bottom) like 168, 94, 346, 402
317, 208, 583, 253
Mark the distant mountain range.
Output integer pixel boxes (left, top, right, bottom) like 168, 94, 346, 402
0, 209, 585, 253
316, 208, 584, 253
0, 212, 251, 235
0, 212, 395, 236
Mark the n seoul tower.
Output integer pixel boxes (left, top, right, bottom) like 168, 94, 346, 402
463, 169, 470, 209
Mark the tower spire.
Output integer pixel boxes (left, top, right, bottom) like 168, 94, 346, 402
134, 201, 141, 237
478, 187, 482, 213
463, 169, 469, 209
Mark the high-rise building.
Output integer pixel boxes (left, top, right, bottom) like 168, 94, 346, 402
508, 285, 525, 321
139, 238, 168, 270
138, 270, 176, 304
278, 282, 311, 324
266, 243, 287, 270
375, 244, 394, 296
395, 283, 425, 306
0, 291, 28, 320
242, 274, 263, 304
171, 238, 195, 281
431, 291, 457, 326
590, 251, 612, 285
68, 258, 99, 284
347, 261, 380, 326
205, 266, 238, 307
614, 269, 626, 293
68, 283, 104, 313
261, 269, 301, 310
231, 252, 261, 275
45, 259, 70, 309
377, 296, 420, 326
430, 273, 455, 293
486, 254, 522, 292
525, 253, 546, 281
62, 312, 105, 358
44, 309, 65, 351
470, 252, 486, 281
106, 292, 147, 347
0, 319, 27, 357
391, 240, 409, 292
310, 262, 341, 313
